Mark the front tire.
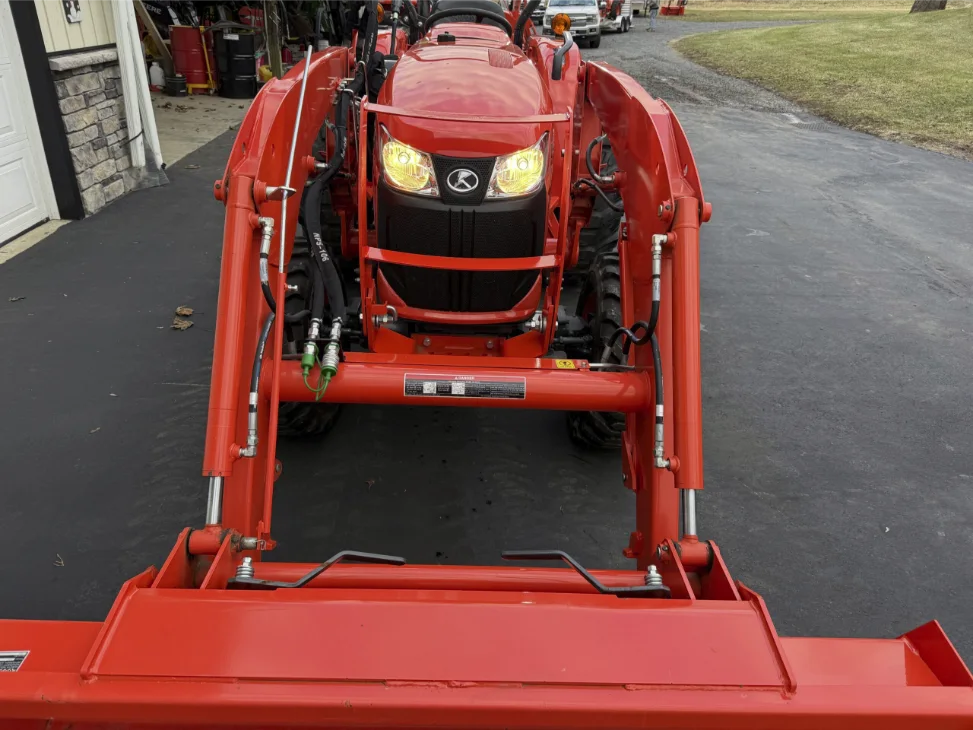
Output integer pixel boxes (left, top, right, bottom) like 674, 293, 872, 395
566, 250, 626, 450
590, 33, 602, 48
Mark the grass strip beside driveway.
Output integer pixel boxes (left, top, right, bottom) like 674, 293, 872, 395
680, 0, 914, 23
674, 8, 973, 157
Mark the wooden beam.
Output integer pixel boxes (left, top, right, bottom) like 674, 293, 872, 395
265, 0, 283, 78
133, 0, 174, 77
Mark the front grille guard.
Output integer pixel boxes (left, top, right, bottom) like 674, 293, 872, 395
358, 101, 575, 338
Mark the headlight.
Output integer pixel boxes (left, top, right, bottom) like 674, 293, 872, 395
487, 135, 547, 198
587, 14, 598, 23
380, 126, 438, 196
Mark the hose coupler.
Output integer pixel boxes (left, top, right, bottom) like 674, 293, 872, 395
301, 319, 323, 375
238, 391, 259, 458
321, 318, 342, 378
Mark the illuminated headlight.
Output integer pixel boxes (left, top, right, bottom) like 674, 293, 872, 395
487, 135, 548, 198
380, 126, 438, 196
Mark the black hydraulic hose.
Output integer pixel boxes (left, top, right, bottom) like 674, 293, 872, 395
586, 135, 614, 185
241, 310, 276, 457
302, 186, 347, 323
576, 177, 624, 213
250, 312, 275, 398
298, 72, 366, 325
514, 0, 543, 47
357, 0, 381, 68
309, 246, 326, 323
578, 135, 623, 213
260, 268, 277, 314
650, 330, 663, 422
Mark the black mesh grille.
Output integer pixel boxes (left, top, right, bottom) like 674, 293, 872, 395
432, 155, 496, 206
377, 183, 545, 313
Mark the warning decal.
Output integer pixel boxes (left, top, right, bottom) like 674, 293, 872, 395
404, 373, 526, 400
0, 651, 28, 672
555, 359, 577, 369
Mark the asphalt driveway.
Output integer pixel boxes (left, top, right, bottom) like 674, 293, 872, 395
1, 17, 971, 659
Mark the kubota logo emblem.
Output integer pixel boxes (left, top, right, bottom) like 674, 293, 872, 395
446, 168, 479, 194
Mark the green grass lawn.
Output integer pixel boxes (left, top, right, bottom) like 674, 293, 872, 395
680, 0, 916, 22
674, 8, 973, 157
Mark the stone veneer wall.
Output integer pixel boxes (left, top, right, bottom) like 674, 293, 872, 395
49, 48, 141, 216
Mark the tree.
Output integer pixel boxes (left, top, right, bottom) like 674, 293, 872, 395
910, 1, 947, 12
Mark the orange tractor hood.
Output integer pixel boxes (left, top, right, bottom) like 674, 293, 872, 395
378, 25, 555, 156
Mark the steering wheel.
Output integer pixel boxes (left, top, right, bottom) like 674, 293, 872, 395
423, 7, 514, 35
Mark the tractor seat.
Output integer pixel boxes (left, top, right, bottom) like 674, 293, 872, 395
430, 0, 510, 30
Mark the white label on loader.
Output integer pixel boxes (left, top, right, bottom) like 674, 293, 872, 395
0, 651, 28, 672
404, 373, 526, 400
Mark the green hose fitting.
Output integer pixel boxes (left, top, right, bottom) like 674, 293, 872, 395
300, 343, 318, 376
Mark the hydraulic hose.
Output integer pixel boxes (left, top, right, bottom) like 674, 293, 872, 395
256, 217, 277, 314
600, 234, 665, 363
586, 135, 615, 185
300, 81, 362, 325
650, 332, 667, 468
250, 312, 275, 397
309, 247, 326, 324
241, 311, 275, 458
576, 177, 624, 213
577, 135, 623, 212
301, 187, 346, 323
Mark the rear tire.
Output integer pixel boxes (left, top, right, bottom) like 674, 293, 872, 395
276, 241, 342, 439
623, 17, 630, 31
573, 141, 622, 277
566, 250, 626, 450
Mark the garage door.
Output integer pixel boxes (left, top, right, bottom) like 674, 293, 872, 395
0, 1, 55, 244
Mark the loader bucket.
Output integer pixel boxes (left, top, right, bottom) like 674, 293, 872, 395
0, 538, 971, 728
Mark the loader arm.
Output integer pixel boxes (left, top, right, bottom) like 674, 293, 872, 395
1, 33, 971, 729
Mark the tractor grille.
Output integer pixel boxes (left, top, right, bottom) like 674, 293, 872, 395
377, 182, 545, 313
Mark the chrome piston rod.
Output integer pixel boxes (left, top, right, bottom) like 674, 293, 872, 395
205, 476, 224, 526
682, 488, 697, 538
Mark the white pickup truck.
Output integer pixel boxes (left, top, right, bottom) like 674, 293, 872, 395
599, 0, 633, 32
542, 0, 602, 48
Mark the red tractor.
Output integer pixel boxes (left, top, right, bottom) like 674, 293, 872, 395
0, 1, 970, 726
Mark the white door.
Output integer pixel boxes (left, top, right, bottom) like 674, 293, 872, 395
0, 1, 56, 244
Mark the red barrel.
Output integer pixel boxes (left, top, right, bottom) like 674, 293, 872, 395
169, 25, 216, 91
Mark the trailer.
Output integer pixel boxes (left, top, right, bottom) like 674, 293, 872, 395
601, 0, 632, 31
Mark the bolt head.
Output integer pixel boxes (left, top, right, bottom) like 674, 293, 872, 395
422, 337, 431, 347
657, 204, 664, 218
486, 340, 494, 350
242, 556, 252, 565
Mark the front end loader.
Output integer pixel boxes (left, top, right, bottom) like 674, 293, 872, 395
1, 1, 971, 727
